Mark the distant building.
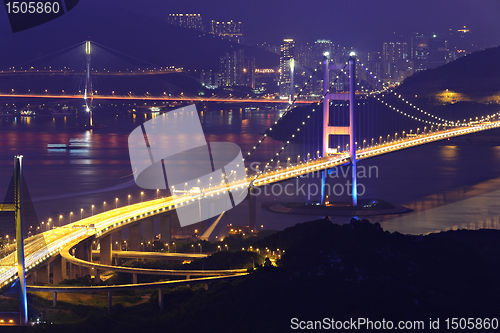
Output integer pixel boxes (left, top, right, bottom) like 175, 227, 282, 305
428, 34, 449, 69
200, 70, 217, 88
279, 39, 294, 98
258, 42, 280, 55
382, 41, 410, 80
245, 56, 256, 89
219, 49, 246, 86
294, 43, 314, 69
210, 20, 243, 43
167, 14, 204, 31
411, 33, 429, 72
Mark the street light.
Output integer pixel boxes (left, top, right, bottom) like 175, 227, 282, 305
141, 191, 144, 202
173, 242, 176, 253
70, 212, 73, 223
225, 244, 228, 251
156, 189, 159, 199
91, 204, 94, 216
80, 208, 83, 220
48, 218, 52, 230
191, 244, 195, 254
128, 194, 131, 206
198, 243, 202, 254
103, 201, 107, 211
59, 215, 63, 227
115, 197, 118, 209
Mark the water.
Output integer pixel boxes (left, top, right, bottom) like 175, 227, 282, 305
1, 104, 500, 235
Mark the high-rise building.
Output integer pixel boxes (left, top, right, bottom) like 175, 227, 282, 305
245, 57, 256, 89
167, 14, 204, 31
428, 34, 449, 69
411, 33, 429, 72
295, 43, 314, 69
382, 41, 409, 79
219, 49, 246, 86
279, 39, 295, 98
382, 42, 408, 63
210, 20, 243, 43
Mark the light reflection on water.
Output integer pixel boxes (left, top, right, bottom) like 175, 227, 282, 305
0, 107, 500, 235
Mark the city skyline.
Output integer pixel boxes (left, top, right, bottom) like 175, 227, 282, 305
112, 0, 499, 49
1, 1, 499, 51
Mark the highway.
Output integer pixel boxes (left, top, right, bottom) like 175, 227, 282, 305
1, 120, 499, 290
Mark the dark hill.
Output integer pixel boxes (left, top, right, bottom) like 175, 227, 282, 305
397, 46, 500, 99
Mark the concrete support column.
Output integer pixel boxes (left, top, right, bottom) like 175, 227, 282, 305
160, 215, 171, 246
53, 292, 57, 307
142, 218, 154, 246
94, 269, 100, 284
112, 230, 122, 251
76, 242, 91, 276
26, 273, 35, 285
248, 187, 256, 232
35, 263, 50, 284
61, 257, 67, 281
129, 224, 140, 251
69, 262, 76, 279
100, 234, 112, 266
108, 291, 112, 314
52, 257, 63, 284
132, 273, 137, 284
158, 287, 163, 310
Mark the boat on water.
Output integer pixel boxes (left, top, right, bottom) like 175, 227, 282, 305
47, 138, 90, 149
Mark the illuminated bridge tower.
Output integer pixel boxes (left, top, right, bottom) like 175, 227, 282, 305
0, 156, 28, 325
321, 53, 357, 206
85, 41, 93, 124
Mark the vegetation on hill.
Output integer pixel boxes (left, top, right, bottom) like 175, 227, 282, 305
397, 46, 500, 100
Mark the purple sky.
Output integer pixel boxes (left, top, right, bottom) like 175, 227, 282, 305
112, 0, 500, 48
1, 0, 500, 50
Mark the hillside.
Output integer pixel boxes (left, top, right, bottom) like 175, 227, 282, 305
29, 218, 500, 333
397, 46, 500, 100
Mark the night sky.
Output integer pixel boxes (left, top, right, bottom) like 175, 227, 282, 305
1, 0, 500, 50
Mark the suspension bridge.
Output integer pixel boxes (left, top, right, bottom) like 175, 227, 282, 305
1, 41, 500, 325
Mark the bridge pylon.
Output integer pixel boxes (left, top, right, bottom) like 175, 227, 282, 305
15, 156, 28, 325
85, 40, 93, 125
321, 54, 357, 206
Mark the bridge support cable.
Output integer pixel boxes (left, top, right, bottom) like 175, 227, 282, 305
356, 61, 455, 126
243, 59, 326, 162
2, 41, 85, 71
247, 62, 349, 193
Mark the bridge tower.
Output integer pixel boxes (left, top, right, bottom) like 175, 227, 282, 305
85, 40, 93, 125
289, 58, 294, 104
321, 53, 357, 206
15, 156, 28, 325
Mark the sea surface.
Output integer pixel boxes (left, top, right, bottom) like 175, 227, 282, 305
1, 104, 500, 236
